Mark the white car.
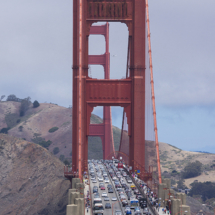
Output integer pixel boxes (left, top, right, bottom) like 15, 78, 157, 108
104, 197, 110, 201
102, 192, 108, 197
98, 177, 103, 182
112, 197, 117, 201
92, 179, 97, 183
104, 178, 109, 183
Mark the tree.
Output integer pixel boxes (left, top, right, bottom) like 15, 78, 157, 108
177, 179, 187, 190
18, 126, 23, 132
53, 147, 60, 155
182, 161, 203, 179
0, 127, 9, 134
19, 97, 31, 116
0, 95, 5, 101
64, 159, 70, 165
7, 94, 18, 102
189, 182, 215, 201
33, 100, 40, 108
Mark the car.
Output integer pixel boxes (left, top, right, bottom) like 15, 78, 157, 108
102, 192, 107, 197
134, 206, 141, 212
104, 178, 109, 183
125, 207, 132, 215
115, 210, 122, 215
94, 193, 100, 198
93, 188, 98, 193
134, 212, 142, 215
112, 197, 117, 201
98, 177, 103, 182
100, 186, 105, 190
143, 208, 149, 214
122, 200, 128, 207
105, 203, 111, 209
108, 188, 113, 193
107, 184, 112, 189
99, 183, 104, 188
104, 197, 110, 201
92, 179, 97, 183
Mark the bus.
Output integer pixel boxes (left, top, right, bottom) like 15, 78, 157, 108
93, 203, 104, 214
130, 199, 139, 209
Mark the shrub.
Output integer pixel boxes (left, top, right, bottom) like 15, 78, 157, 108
48, 127, 59, 133
31, 135, 52, 149
16, 119, 21, 123
64, 159, 70, 165
39, 140, 52, 149
182, 161, 203, 179
18, 126, 23, 132
53, 147, 60, 155
0, 127, 10, 134
59, 155, 65, 162
33, 100, 40, 108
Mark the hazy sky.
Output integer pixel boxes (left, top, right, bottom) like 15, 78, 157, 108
0, 0, 215, 152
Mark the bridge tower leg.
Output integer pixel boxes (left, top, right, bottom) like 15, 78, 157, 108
72, 0, 147, 177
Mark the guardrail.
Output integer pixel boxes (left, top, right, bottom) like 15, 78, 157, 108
124, 168, 159, 215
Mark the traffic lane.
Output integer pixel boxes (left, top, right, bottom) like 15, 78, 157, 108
101, 165, 123, 215
122, 176, 154, 215
108, 169, 147, 215
89, 164, 122, 215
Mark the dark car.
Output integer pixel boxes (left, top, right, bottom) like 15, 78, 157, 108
107, 184, 112, 189
93, 186, 98, 193
122, 200, 128, 207
108, 188, 114, 193
105, 203, 111, 209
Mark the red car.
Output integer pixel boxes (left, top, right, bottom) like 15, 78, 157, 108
100, 186, 105, 190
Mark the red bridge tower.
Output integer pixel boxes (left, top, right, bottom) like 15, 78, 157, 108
72, 0, 147, 178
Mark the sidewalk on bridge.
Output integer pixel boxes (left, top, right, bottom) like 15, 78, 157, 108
84, 179, 91, 215
157, 207, 170, 215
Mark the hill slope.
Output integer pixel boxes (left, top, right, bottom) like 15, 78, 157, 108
0, 101, 121, 161
0, 133, 70, 215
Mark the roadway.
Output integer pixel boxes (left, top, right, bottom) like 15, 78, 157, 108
89, 160, 122, 215
88, 159, 156, 215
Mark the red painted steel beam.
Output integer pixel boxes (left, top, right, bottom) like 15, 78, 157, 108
86, 79, 132, 104
88, 54, 106, 66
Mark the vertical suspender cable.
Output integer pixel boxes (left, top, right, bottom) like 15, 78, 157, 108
78, 0, 83, 179
146, 0, 162, 184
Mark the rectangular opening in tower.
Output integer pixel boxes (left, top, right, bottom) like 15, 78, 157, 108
88, 22, 129, 79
